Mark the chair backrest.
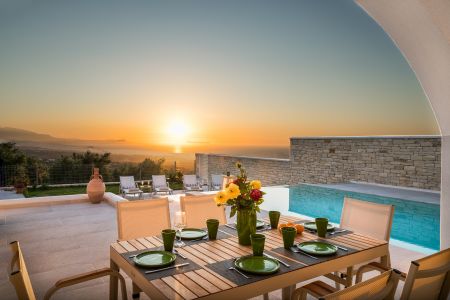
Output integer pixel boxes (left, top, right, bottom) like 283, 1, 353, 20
180, 195, 227, 228
323, 269, 401, 300
120, 176, 136, 189
183, 175, 198, 186
9, 241, 36, 300
152, 175, 168, 188
400, 247, 450, 300
340, 197, 394, 241
117, 198, 171, 240
211, 174, 224, 187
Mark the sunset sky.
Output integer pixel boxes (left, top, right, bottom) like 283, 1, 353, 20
0, 0, 439, 150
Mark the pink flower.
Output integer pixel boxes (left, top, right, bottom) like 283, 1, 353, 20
250, 189, 262, 201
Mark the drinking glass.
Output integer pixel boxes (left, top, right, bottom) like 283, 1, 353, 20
161, 229, 176, 252
250, 234, 266, 256
268, 211, 281, 229
281, 227, 297, 249
315, 217, 329, 238
174, 211, 186, 247
206, 219, 219, 240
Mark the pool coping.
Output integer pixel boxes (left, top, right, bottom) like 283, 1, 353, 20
297, 182, 440, 205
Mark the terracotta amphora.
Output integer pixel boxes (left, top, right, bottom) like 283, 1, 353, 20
87, 168, 105, 204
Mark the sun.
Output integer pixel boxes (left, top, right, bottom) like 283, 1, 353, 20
166, 120, 190, 151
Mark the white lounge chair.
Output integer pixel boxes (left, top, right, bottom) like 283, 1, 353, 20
152, 175, 173, 195
119, 176, 143, 199
210, 174, 224, 190
183, 174, 202, 191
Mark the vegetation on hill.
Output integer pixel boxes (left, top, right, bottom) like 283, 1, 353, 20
0, 142, 187, 188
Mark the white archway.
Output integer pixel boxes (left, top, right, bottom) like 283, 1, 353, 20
355, 0, 450, 249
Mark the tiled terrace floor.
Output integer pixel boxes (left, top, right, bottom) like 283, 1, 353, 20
0, 201, 426, 300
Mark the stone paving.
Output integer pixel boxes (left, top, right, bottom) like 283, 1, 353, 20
0, 201, 426, 299
0, 190, 24, 200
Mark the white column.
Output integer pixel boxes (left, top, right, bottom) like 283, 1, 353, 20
441, 136, 450, 248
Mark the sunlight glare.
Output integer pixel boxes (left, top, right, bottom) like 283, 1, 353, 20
166, 120, 190, 152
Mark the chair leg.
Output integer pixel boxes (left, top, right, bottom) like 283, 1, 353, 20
132, 282, 141, 299
263, 293, 269, 300
345, 266, 353, 287
333, 271, 340, 289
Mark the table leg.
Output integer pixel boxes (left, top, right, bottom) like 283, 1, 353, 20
381, 253, 390, 268
110, 259, 119, 300
282, 285, 295, 300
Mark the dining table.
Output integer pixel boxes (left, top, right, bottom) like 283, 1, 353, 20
109, 214, 389, 300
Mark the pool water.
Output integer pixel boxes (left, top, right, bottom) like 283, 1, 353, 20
287, 184, 440, 250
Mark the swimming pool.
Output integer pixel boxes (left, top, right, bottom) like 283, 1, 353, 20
261, 184, 440, 251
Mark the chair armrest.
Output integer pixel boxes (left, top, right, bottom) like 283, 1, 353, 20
44, 267, 128, 300
292, 281, 337, 300
356, 262, 407, 284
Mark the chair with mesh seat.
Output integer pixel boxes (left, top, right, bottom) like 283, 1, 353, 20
292, 269, 401, 300
356, 247, 450, 300
119, 176, 143, 199
152, 175, 173, 195
210, 174, 224, 191
9, 241, 128, 300
180, 195, 227, 228
183, 174, 202, 191
324, 197, 395, 287
116, 198, 171, 240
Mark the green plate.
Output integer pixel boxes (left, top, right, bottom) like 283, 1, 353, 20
133, 251, 176, 268
176, 228, 207, 240
256, 220, 266, 229
297, 241, 338, 256
303, 222, 335, 232
234, 255, 280, 275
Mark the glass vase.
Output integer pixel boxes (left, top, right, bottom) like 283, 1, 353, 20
236, 209, 257, 245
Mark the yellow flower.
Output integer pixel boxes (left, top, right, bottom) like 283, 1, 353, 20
226, 183, 241, 199
214, 191, 229, 205
250, 180, 262, 190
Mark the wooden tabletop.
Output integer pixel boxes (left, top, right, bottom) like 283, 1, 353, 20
109, 215, 389, 300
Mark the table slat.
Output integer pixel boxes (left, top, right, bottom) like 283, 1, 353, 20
161, 276, 197, 300
151, 279, 182, 300
183, 271, 221, 294
173, 274, 209, 297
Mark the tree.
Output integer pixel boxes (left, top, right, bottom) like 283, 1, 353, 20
139, 158, 165, 179
0, 142, 26, 166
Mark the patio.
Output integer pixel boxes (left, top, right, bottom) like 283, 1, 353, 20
0, 199, 426, 299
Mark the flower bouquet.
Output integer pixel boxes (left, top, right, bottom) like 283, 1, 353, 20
214, 162, 265, 245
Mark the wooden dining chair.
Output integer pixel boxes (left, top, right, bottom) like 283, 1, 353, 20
9, 241, 128, 300
292, 269, 401, 300
116, 198, 171, 240
356, 247, 450, 300
180, 195, 227, 228
325, 197, 395, 287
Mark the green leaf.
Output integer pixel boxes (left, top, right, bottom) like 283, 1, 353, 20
255, 206, 260, 213
230, 206, 237, 218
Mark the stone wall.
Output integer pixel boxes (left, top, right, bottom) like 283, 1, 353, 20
196, 136, 441, 190
290, 136, 441, 190
195, 154, 291, 186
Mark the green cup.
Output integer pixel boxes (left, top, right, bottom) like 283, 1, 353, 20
268, 211, 281, 229
281, 227, 297, 249
250, 233, 266, 256
315, 218, 329, 238
206, 219, 219, 240
161, 229, 176, 252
